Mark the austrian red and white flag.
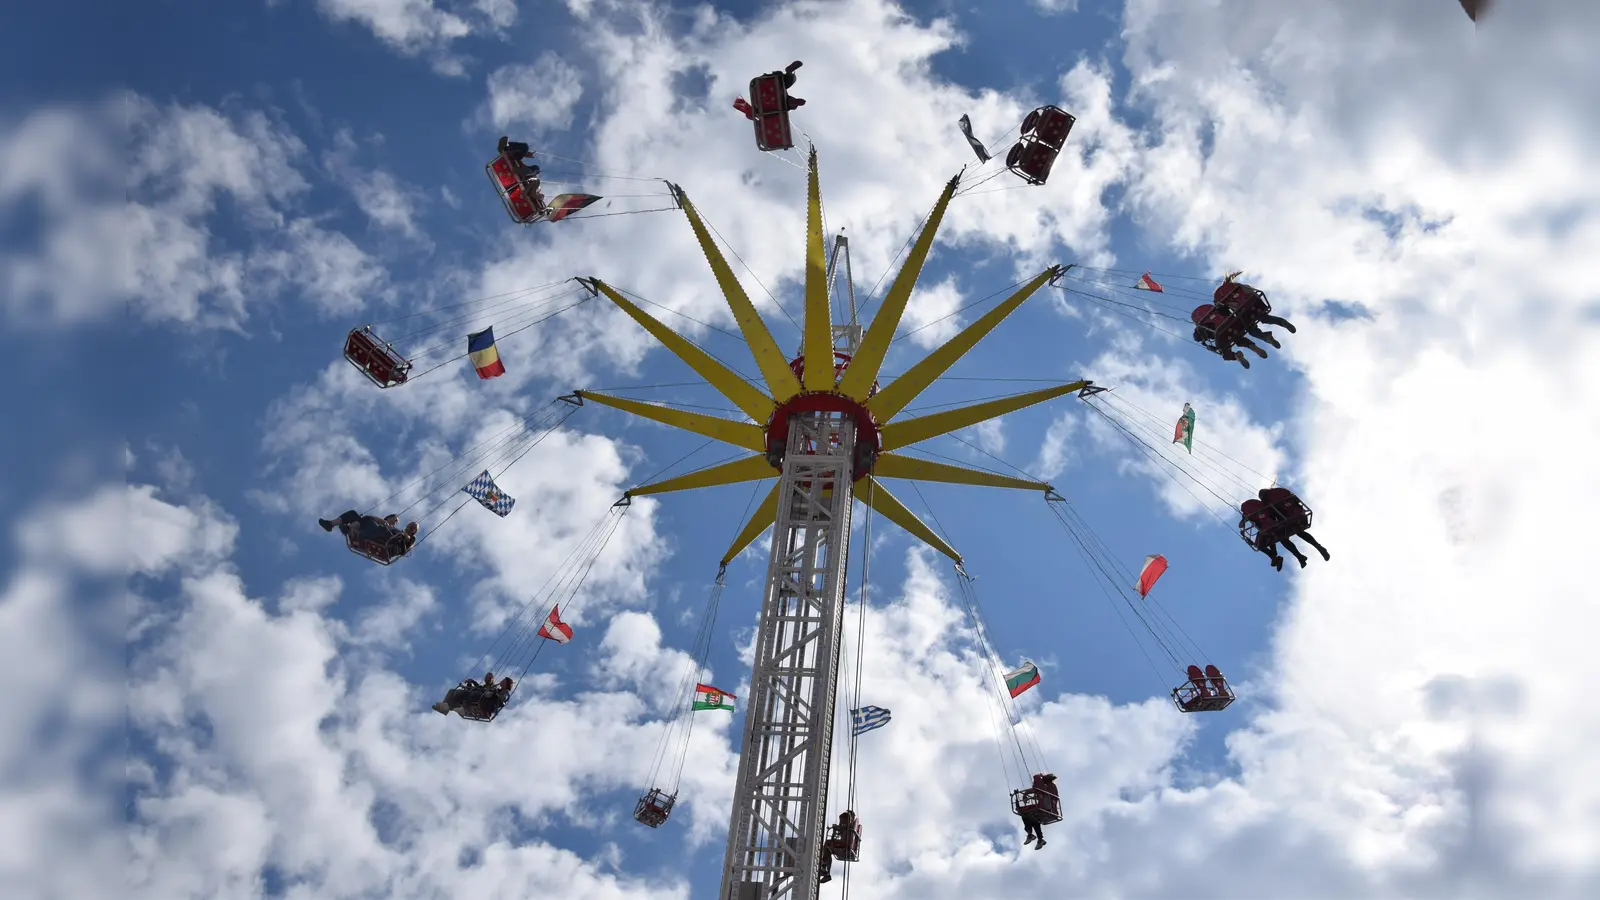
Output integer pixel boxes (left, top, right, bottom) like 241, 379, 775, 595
1134, 272, 1164, 292
538, 604, 574, 643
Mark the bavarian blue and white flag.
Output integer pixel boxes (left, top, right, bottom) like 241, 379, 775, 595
850, 705, 891, 737
463, 470, 516, 517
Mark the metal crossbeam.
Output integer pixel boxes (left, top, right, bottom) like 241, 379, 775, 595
720, 412, 855, 900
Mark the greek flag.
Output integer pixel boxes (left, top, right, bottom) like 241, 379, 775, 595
462, 470, 516, 517
850, 705, 891, 737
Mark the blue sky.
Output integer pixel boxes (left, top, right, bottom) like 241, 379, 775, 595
6, 1, 1598, 899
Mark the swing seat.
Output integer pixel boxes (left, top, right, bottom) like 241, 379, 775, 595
749, 73, 795, 152
634, 788, 675, 828
343, 327, 412, 388
1005, 137, 1060, 186
1214, 282, 1272, 320
823, 818, 862, 862
455, 694, 507, 722
1020, 105, 1076, 151
346, 531, 409, 566
1173, 673, 1235, 712
1240, 500, 1312, 547
1010, 788, 1063, 825
486, 154, 544, 224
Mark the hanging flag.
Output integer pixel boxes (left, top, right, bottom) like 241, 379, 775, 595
1004, 660, 1040, 698
850, 705, 891, 736
1136, 554, 1169, 599
462, 470, 516, 517
1173, 402, 1196, 453
957, 114, 991, 163
733, 96, 756, 121
692, 682, 736, 712
1134, 272, 1164, 292
466, 327, 506, 379
537, 604, 573, 643
537, 192, 602, 223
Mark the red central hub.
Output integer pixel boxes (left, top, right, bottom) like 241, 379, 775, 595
766, 354, 880, 482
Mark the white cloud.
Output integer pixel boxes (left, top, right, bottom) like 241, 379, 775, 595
1033, 408, 1079, 479
485, 55, 586, 133
900, 277, 964, 349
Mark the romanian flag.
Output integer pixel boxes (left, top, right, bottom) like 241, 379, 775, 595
467, 327, 505, 379
692, 683, 736, 712
1004, 660, 1040, 698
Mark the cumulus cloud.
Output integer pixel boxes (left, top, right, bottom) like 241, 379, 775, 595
484, 55, 586, 133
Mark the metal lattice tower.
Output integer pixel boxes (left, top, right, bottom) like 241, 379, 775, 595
720, 411, 855, 900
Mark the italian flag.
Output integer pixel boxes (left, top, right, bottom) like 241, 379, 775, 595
1004, 660, 1041, 699
693, 683, 736, 712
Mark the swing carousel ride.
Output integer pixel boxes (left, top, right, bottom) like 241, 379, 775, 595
329, 65, 1328, 900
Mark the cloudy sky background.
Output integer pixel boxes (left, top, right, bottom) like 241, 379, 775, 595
4, 0, 1597, 897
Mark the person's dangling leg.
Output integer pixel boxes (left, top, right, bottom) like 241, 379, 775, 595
1260, 313, 1296, 333
1297, 530, 1331, 561
1235, 336, 1269, 358
1247, 324, 1281, 348
1279, 536, 1310, 568
322, 509, 362, 533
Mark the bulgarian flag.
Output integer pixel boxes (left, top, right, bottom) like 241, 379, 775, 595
692, 683, 736, 712
1004, 660, 1040, 699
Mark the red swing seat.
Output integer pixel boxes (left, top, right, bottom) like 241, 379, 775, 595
486, 153, 545, 224
749, 73, 795, 151
345, 530, 411, 566
1173, 667, 1235, 712
343, 327, 412, 388
634, 788, 676, 828
823, 817, 862, 862
1010, 787, 1063, 825
1007, 105, 1076, 185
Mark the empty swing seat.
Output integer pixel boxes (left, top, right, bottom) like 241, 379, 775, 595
1172, 667, 1235, 713
486, 154, 543, 224
1006, 138, 1061, 186
1010, 787, 1063, 825
634, 788, 676, 828
749, 73, 795, 152
1020, 104, 1076, 150
343, 327, 412, 388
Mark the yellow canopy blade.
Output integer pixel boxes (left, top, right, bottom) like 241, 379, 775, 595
836, 174, 960, 400
853, 478, 961, 563
867, 266, 1059, 421
878, 381, 1090, 452
627, 455, 775, 497
673, 187, 803, 401
871, 453, 1049, 492
589, 280, 775, 423
576, 390, 766, 452
802, 147, 833, 392
720, 480, 780, 565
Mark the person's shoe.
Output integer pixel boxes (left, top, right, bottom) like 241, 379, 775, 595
787, 60, 803, 72
319, 518, 335, 532
1236, 354, 1251, 369
1320, 548, 1331, 561
432, 701, 451, 715
1271, 556, 1284, 571
1297, 556, 1309, 568
1280, 319, 1297, 333
1035, 839, 1047, 850
1260, 332, 1281, 349
1250, 343, 1269, 358
497, 135, 509, 153
1023, 834, 1036, 845
790, 97, 806, 108
817, 874, 831, 884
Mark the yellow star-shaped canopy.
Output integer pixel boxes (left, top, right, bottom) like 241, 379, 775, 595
577, 147, 1089, 566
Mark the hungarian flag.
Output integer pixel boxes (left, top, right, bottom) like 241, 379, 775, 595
1134, 272, 1164, 292
692, 683, 736, 712
1004, 660, 1040, 699
1173, 402, 1196, 453
537, 604, 573, 643
467, 327, 505, 379
1136, 554, 1169, 599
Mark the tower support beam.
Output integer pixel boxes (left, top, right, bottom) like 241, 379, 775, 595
719, 412, 855, 900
